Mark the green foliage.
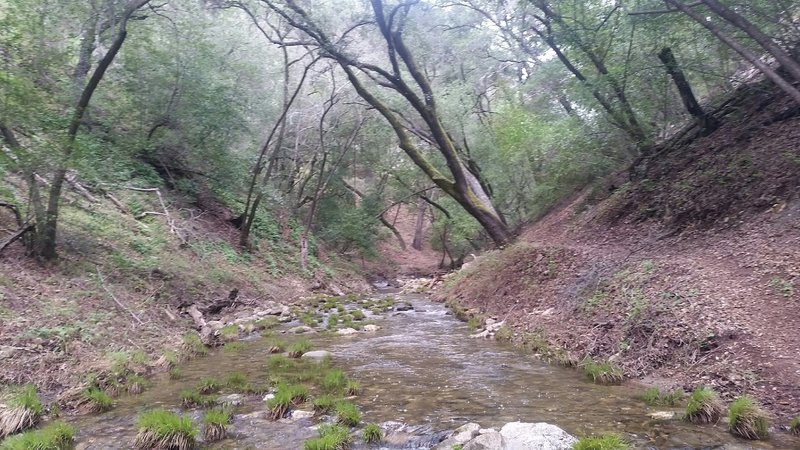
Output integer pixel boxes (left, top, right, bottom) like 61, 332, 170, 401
335, 401, 361, 427
312, 395, 338, 414
0, 422, 75, 450
303, 424, 351, 450
197, 377, 222, 394
219, 324, 240, 342
83, 388, 113, 412
225, 372, 249, 390
790, 417, 800, 435
9, 384, 43, 416
179, 389, 216, 408
768, 277, 794, 297
288, 339, 313, 358
640, 387, 684, 407
363, 423, 383, 443
168, 368, 183, 380
267, 383, 309, 419
322, 370, 348, 393
581, 358, 623, 385
134, 409, 197, 450
345, 380, 361, 396
572, 434, 629, 450
203, 408, 231, 426
684, 387, 724, 424
727, 396, 769, 440
182, 332, 208, 356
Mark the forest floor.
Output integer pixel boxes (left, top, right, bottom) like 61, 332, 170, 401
0, 185, 368, 408
435, 81, 800, 423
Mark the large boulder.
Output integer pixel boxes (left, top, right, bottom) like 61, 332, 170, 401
499, 422, 576, 450
432, 423, 481, 450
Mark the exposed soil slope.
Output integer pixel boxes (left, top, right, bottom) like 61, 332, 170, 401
437, 81, 800, 422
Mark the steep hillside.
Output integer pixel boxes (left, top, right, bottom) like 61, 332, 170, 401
436, 81, 800, 422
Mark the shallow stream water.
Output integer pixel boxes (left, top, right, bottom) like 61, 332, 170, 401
66, 291, 800, 449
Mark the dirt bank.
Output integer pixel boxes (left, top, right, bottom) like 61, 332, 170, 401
435, 81, 800, 424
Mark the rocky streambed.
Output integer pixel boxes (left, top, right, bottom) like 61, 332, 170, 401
60, 289, 798, 449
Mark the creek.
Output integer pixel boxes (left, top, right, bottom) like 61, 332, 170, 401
66, 290, 798, 449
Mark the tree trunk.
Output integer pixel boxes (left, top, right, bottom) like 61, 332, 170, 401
412, 196, 426, 251
658, 47, 718, 130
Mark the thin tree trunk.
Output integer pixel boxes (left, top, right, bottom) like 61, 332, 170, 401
658, 47, 717, 130
411, 196, 427, 251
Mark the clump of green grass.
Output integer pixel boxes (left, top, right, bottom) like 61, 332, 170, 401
126, 374, 150, 395
0, 384, 43, 437
267, 384, 309, 420
303, 424, 351, 450
684, 387, 724, 424
132, 409, 197, 450
572, 433, 629, 450
335, 401, 361, 427
351, 310, 365, 321
345, 380, 361, 396
288, 339, 312, 358
219, 324, 240, 342
182, 332, 208, 356
168, 367, 183, 380
640, 387, 684, 406
203, 408, 232, 442
790, 417, 800, 435
83, 387, 113, 413
223, 342, 246, 353
254, 317, 280, 330
225, 372, 249, 390
178, 389, 216, 408
312, 395, 338, 414
327, 313, 340, 330
363, 423, 383, 444
301, 313, 318, 326
267, 354, 293, 370
322, 370, 348, 392
197, 377, 222, 394
0, 421, 75, 450
581, 358, 623, 385
266, 337, 286, 354
156, 350, 179, 369
494, 325, 513, 342
727, 395, 769, 440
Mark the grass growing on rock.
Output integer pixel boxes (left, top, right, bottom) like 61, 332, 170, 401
133, 409, 197, 450
580, 358, 623, 385
684, 387, 724, 424
267, 383, 309, 420
0, 384, 43, 437
727, 395, 769, 440
203, 408, 231, 442
572, 433, 629, 450
288, 339, 313, 358
335, 401, 361, 427
640, 387, 684, 406
83, 387, 113, 412
182, 331, 208, 356
0, 421, 75, 450
303, 424, 351, 450
197, 377, 222, 394
363, 423, 383, 444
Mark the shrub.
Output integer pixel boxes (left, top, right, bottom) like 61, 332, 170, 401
684, 387, 724, 424
203, 408, 231, 442
335, 401, 361, 427
572, 433, 629, 450
323, 370, 348, 393
133, 409, 197, 450
581, 358, 623, 385
303, 424, 351, 450
363, 423, 383, 443
288, 339, 312, 358
0, 422, 75, 450
0, 384, 43, 437
345, 380, 361, 396
83, 387, 113, 413
727, 395, 769, 440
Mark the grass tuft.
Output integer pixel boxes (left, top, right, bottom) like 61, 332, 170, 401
572, 433, 629, 450
0, 384, 43, 437
288, 339, 312, 358
182, 332, 208, 356
219, 324, 240, 342
133, 409, 197, 450
0, 422, 74, 449
335, 401, 361, 427
581, 357, 623, 385
267, 383, 308, 420
345, 380, 361, 396
83, 387, 113, 413
322, 370, 347, 393
203, 408, 231, 442
727, 395, 769, 440
196, 377, 222, 394
640, 387, 683, 406
684, 387, 724, 424
225, 372, 249, 391
363, 423, 383, 443
790, 417, 800, 435
179, 389, 216, 408
168, 367, 183, 380
126, 374, 150, 395
312, 395, 338, 414
266, 338, 286, 354
303, 423, 351, 450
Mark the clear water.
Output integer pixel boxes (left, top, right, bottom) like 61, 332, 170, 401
66, 293, 800, 449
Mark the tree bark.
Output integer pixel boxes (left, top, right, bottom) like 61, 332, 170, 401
658, 47, 717, 130
412, 196, 427, 251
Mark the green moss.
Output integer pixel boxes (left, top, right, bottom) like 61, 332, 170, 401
581, 358, 623, 385
684, 387, 724, 424
335, 401, 361, 427
133, 409, 197, 450
572, 433, 629, 450
0, 422, 75, 450
83, 387, 113, 412
728, 395, 769, 440
363, 423, 383, 443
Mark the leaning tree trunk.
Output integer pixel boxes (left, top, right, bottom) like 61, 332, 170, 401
658, 47, 718, 130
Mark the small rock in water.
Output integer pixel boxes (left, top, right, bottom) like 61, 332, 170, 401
262, 393, 275, 402
300, 350, 332, 361
499, 422, 576, 450
287, 325, 314, 334
289, 410, 315, 421
217, 393, 244, 407
336, 328, 358, 335
278, 316, 292, 323
647, 411, 675, 420
363, 324, 381, 332
395, 302, 414, 311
